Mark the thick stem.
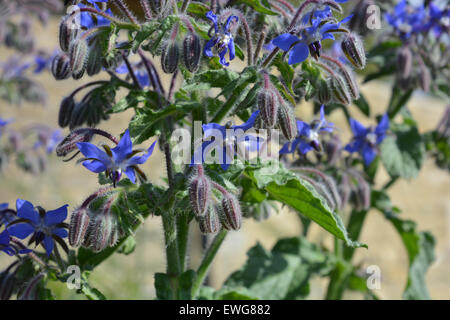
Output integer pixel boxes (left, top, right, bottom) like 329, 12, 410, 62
176, 213, 190, 271
191, 230, 227, 298
69, 81, 109, 98
164, 142, 174, 188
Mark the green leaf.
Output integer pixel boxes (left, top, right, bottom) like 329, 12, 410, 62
353, 93, 371, 117
367, 40, 402, 58
244, 163, 367, 248
380, 121, 425, 179
183, 69, 239, 92
387, 87, 414, 118
235, 0, 278, 15
383, 213, 435, 300
224, 237, 334, 299
117, 236, 136, 255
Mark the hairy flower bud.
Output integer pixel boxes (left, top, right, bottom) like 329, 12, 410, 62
0, 269, 16, 300
51, 52, 72, 80
148, 0, 162, 15
69, 38, 88, 79
278, 102, 297, 141
85, 213, 117, 252
86, 44, 103, 76
183, 33, 201, 73
317, 79, 331, 104
56, 128, 94, 157
19, 273, 45, 300
189, 166, 211, 216
220, 193, 242, 231
341, 33, 366, 69
329, 74, 352, 105
58, 96, 76, 128
59, 15, 79, 52
398, 46, 412, 79
258, 89, 279, 128
161, 41, 179, 74
69, 207, 90, 247
198, 205, 221, 234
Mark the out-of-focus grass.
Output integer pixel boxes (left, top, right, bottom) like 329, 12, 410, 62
0, 18, 449, 300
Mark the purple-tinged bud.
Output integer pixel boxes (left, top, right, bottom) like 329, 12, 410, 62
183, 33, 201, 73
325, 134, 342, 166
59, 15, 79, 52
69, 207, 90, 247
85, 213, 116, 252
398, 46, 412, 79
0, 270, 16, 300
338, 174, 351, 210
19, 273, 45, 300
69, 38, 88, 79
58, 96, 76, 128
198, 206, 221, 234
278, 102, 297, 141
86, 44, 103, 77
161, 41, 179, 74
51, 52, 72, 80
84, 196, 118, 252
189, 165, 211, 216
355, 175, 371, 211
324, 0, 344, 13
56, 128, 95, 157
341, 33, 366, 69
220, 193, 242, 231
329, 74, 352, 105
258, 89, 279, 128
317, 79, 331, 104
419, 64, 431, 92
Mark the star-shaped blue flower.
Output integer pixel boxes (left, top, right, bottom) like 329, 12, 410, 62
77, 129, 157, 185
385, 0, 430, 39
192, 110, 261, 170
345, 114, 389, 166
280, 105, 334, 155
204, 11, 239, 67
7, 199, 68, 257
78, 1, 112, 29
271, 15, 352, 64
301, 0, 348, 24
33, 129, 63, 154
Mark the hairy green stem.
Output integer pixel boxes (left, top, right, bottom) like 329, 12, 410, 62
177, 213, 190, 271
191, 230, 227, 298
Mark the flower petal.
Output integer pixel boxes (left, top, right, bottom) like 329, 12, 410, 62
82, 160, 108, 173
16, 199, 39, 224
288, 42, 309, 64
272, 33, 300, 52
125, 167, 137, 184
44, 205, 68, 226
349, 118, 368, 137
43, 235, 54, 257
77, 142, 111, 165
112, 129, 133, 163
234, 110, 260, 131
7, 223, 35, 240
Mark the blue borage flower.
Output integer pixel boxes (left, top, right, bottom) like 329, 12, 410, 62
271, 15, 352, 64
76, 129, 157, 186
204, 11, 239, 67
0, 230, 16, 256
192, 110, 261, 171
385, 0, 449, 39
0, 203, 16, 227
345, 114, 389, 166
77, 0, 112, 29
115, 62, 150, 88
7, 199, 68, 257
301, 0, 348, 23
280, 105, 334, 155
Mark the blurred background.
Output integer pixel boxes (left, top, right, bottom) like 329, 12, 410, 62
0, 3, 449, 300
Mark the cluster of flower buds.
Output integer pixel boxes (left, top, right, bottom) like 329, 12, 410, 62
396, 44, 432, 92
0, 122, 62, 174
69, 187, 120, 252
189, 165, 243, 233
0, 0, 62, 53
160, 21, 202, 74
258, 73, 297, 141
317, 54, 361, 106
